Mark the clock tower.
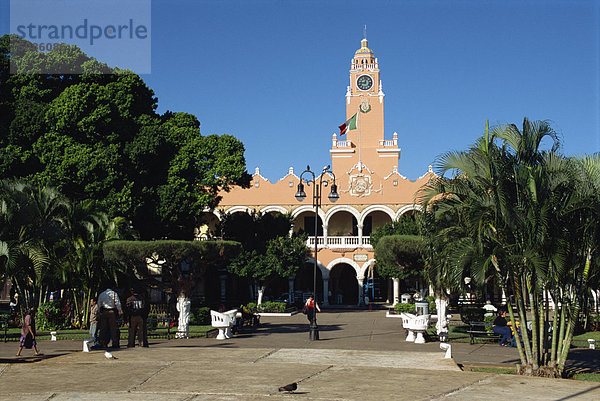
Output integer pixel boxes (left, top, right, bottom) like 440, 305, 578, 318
331, 38, 400, 178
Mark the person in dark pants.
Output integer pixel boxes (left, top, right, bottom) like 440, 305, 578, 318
126, 288, 149, 348
492, 308, 513, 347
98, 284, 123, 348
304, 294, 321, 324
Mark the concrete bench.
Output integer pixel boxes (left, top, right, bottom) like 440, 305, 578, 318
400, 313, 430, 344
211, 309, 238, 340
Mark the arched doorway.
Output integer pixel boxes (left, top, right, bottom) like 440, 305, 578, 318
362, 262, 389, 303
329, 263, 358, 305
195, 212, 220, 240
294, 262, 323, 303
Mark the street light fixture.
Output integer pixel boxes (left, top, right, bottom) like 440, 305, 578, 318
295, 165, 339, 340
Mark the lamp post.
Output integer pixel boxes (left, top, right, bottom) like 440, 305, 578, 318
295, 165, 339, 340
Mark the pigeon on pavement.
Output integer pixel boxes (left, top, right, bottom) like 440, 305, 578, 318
278, 382, 297, 392
104, 351, 117, 359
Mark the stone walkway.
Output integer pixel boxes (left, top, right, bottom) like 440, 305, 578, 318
0, 309, 599, 400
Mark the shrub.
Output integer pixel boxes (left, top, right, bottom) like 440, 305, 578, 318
190, 307, 210, 325
258, 301, 286, 313
424, 295, 437, 314
37, 301, 71, 331
244, 302, 286, 313
147, 313, 158, 331
484, 315, 496, 332
394, 303, 416, 314
460, 306, 485, 324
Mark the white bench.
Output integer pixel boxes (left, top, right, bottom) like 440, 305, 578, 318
211, 309, 238, 340
400, 313, 430, 344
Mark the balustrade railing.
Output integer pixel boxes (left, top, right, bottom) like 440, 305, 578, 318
378, 139, 396, 147
306, 236, 372, 248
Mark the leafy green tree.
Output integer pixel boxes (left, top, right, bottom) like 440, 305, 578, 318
103, 240, 242, 298
374, 235, 424, 280
221, 212, 306, 304
370, 214, 420, 248
0, 35, 251, 240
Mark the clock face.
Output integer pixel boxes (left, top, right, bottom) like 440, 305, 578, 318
357, 74, 373, 91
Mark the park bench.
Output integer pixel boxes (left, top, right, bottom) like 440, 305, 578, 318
210, 309, 238, 340
467, 321, 501, 345
400, 313, 430, 344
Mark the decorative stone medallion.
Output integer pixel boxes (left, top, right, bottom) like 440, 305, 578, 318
349, 174, 372, 197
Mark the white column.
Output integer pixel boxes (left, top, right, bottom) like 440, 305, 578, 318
392, 278, 400, 306
288, 275, 295, 303
322, 278, 329, 306
357, 277, 365, 306
357, 223, 363, 245
322, 223, 328, 247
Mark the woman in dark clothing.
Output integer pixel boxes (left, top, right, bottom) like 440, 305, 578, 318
16, 309, 40, 356
492, 308, 513, 346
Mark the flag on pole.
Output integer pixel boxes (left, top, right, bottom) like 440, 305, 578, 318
338, 113, 358, 136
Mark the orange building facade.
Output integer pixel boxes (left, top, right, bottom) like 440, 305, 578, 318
199, 38, 434, 306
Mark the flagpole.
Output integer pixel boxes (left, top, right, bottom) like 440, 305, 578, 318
358, 107, 362, 172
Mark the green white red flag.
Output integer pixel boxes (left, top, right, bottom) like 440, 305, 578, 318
338, 113, 358, 136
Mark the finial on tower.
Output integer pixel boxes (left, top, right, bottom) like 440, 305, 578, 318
363, 24, 367, 40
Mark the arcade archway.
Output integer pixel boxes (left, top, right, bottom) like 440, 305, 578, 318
329, 263, 358, 305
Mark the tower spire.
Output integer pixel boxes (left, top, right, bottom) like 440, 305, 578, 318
363, 24, 367, 40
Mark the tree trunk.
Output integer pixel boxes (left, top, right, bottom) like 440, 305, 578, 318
507, 301, 528, 366
549, 295, 560, 366
527, 278, 539, 370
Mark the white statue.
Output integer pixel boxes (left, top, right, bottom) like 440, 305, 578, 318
435, 296, 449, 337
175, 296, 191, 339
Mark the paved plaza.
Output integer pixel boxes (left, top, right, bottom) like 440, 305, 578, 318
1, 309, 599, 400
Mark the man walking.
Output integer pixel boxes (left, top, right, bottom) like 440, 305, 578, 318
98, 284, 123, 348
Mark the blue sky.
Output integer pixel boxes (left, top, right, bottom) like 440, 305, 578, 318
3, 0, 599, 181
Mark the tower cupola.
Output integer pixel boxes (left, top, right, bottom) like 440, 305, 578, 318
352, 38, 378, 72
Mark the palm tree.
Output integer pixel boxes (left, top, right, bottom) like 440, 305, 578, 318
419, 119, 596, 376
62, 200, 137, 327
0, 180, 67, 310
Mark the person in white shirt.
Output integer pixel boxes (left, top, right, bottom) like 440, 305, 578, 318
97, 285, 123, 348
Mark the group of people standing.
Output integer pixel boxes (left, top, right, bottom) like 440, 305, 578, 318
90, 285, 150, 349
16, 285, 149, 357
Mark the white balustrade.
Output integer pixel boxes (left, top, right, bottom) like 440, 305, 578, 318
335, 140, 352, 148
306, 236, 371, 249
378, 139, 396, 147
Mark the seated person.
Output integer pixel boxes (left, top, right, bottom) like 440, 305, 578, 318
492, 308, 513, 347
